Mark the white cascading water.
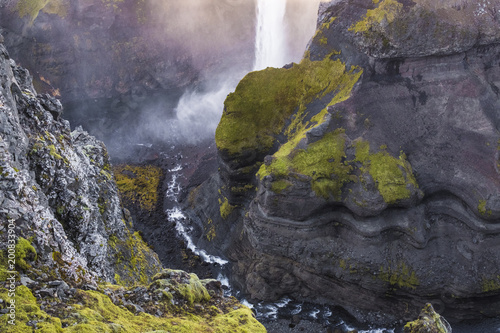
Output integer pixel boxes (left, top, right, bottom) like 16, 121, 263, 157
254, 0, 288, 70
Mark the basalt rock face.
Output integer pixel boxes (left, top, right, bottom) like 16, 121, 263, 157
0, 38, 162, 286
187, 0, 500, 325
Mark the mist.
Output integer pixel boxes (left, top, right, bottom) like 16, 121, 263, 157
0, 0, 323, 157
135, 0, 323, 146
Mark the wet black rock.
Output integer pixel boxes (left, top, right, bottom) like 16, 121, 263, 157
185, 0, 500, 326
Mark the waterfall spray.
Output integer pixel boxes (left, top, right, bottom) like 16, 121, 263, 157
254, 0, 288, 70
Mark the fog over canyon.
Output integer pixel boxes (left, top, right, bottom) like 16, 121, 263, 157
2, 0, 500, 332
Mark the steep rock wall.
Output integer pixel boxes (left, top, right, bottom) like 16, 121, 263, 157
186, 0, 500, 325
0, 37, 266, 332
0, 37, 162, 286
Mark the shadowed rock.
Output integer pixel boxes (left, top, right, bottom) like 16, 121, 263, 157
184, 0, 500, 325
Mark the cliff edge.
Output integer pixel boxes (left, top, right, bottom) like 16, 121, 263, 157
187, 0, 500, 325
0, 36, 265, 332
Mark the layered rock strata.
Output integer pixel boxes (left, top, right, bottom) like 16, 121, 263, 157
186, 0, 500, 325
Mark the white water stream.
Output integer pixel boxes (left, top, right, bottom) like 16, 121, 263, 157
254, 0, 288, 70
165, 164, 228, 266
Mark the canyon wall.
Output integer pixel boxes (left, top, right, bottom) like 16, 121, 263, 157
187, 0, 500, 325
0, 35, 265, 332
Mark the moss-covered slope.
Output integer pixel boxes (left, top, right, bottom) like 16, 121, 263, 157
0, 270, 265, 333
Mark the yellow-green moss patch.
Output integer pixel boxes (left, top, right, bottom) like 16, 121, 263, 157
270, 179, 293, 194
114, 165, 161, 211
15, 237, 37, 271
404, 303, 450, 333
478, 199, 492, 217
355, 141, 418, 204
482, 275, 500, 292
218, 196, 235, 219
16, 0, 68, 22
378, 261, 419, 290
110, 230, 162, 287
216, 54, 362, 157
349, 0, 403, 33
0, 284, 265, 333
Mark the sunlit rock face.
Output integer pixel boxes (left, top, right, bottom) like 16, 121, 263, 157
0, 38, 161, 286
186, 0, 500, 325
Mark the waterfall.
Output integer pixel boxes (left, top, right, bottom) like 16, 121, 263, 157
254, 0, 288, 70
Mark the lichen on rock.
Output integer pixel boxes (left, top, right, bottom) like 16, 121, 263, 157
0, 34, 263, 332
404, 303, 452, 333
189, 0, 500, 326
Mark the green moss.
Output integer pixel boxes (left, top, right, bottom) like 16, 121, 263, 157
173, 274, 210, 306
15, 237, 37, 271
42, 0, 68, 17
259, 131, 418, 202
270, 179, 292, 193
210, 307, 268, 332
99, 169, 112, 181
365, 151, 416, 204
206, 219, 216, 241
0, 251, 12, 281
230, 184, 255, 193
16, 0, 49, 21
48, 144, 63, 160
16, 0, 68, 23
478, 199, 492, 217
356, 142, 418, 204
0, 285, 63, 332
378, 261, 419, 290
259, 129, 354, 199
114, 165, 161, 211
322, 16, 337, 30
404, 303, 450, 333
349, 0, 403, 33
216, 54, 362, 157
293, 130, 353, 199
110, 231, 162, 287
218, 197, 235, 219
0, 284, 265, 333
482, 276, 500, 292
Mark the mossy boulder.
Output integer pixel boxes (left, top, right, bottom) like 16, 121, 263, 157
216, 54, 363, 170
404, 304, 452, 333
151, 269, 211, 306
0, 282, 266, 333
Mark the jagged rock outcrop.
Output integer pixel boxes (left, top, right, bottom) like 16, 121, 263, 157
0, 35, 161, 286
404, 304, 452, 333
0, 36, 265, 332
186, 0, 500, 325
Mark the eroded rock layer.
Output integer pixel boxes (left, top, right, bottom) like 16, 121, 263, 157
186, 0, 500, 325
